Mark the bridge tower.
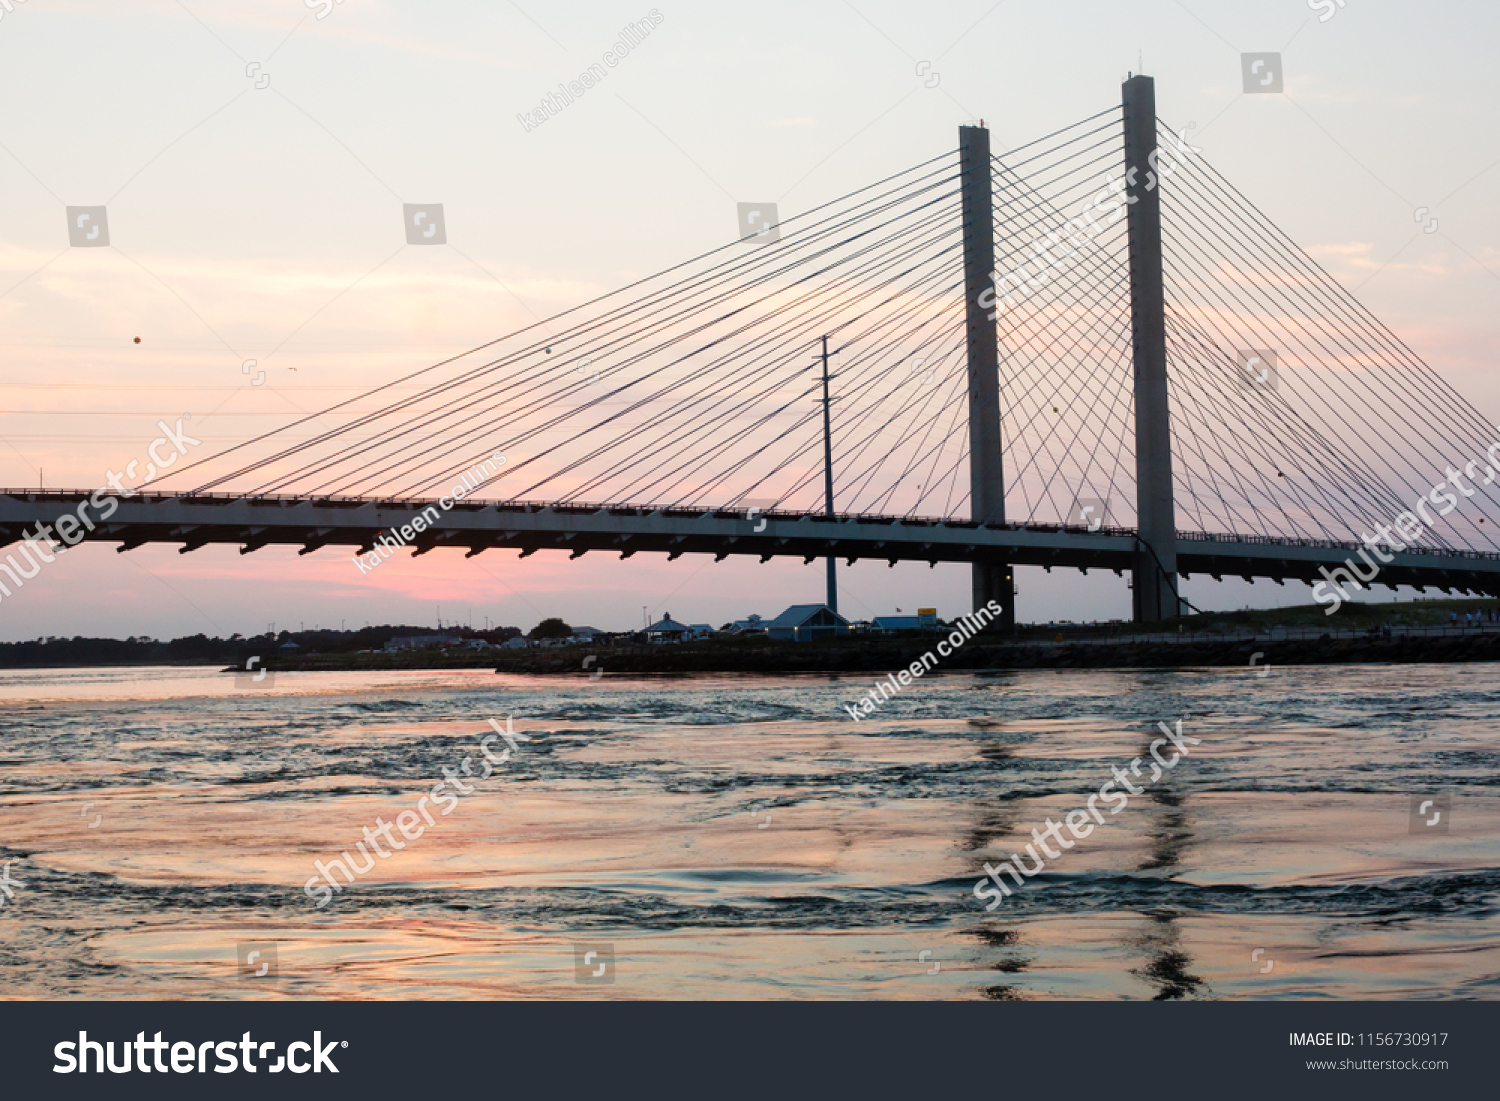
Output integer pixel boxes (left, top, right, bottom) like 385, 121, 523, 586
1122, 74, 1181, 621
958, 123, 1013, 629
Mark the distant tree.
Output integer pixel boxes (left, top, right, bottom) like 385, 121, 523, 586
530, 617, 573, 640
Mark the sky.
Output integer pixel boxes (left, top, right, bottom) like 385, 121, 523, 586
1, 0, 1498, 640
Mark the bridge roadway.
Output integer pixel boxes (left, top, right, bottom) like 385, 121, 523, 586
4, 490, 1500, 597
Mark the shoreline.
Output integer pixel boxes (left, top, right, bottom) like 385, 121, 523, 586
233, 631, 1500, 675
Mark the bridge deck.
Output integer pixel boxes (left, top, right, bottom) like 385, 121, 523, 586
3, 491, 1499, 597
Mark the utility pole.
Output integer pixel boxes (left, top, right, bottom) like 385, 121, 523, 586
820, 335, 838, 615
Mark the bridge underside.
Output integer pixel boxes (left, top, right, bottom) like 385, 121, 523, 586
4, 491, 1500, 602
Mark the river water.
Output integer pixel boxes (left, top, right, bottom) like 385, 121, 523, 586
0, 663, 1495, 999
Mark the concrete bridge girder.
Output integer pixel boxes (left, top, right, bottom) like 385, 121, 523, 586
3, 492, 1500, 597
0, 492, 1135, 569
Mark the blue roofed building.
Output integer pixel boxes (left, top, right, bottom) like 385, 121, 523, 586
765, 604, 851, 642
646, 614, 692, 642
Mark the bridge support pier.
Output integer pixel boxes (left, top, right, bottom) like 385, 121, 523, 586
972, 562, 1012, 626
1122, 75, 1181, 622
959, 123, 1013, 631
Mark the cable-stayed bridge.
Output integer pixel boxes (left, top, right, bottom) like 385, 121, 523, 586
6, 74, 1500, 624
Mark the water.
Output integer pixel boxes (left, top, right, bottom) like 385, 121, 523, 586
0, 663, 1495, 999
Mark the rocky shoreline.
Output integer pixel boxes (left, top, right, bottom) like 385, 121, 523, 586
519, 633, 1500, 674
237, 629, 1500, 676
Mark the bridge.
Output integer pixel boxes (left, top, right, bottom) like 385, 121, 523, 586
5, 74, 1500, 623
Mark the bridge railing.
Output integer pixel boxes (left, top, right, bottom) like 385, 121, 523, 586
1176, 529, 1500, 561
1028, 621, 1500, 646
0, 488, 1134, 537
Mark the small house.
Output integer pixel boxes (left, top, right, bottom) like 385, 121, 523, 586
646, 614, 692, 643
765, 604, 851, 642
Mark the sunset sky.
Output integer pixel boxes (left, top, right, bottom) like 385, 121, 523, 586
1, 0, 1497, 641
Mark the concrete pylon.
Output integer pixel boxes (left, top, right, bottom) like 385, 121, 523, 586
1122, 76, 1181, 622
958, 123, 1013, 629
